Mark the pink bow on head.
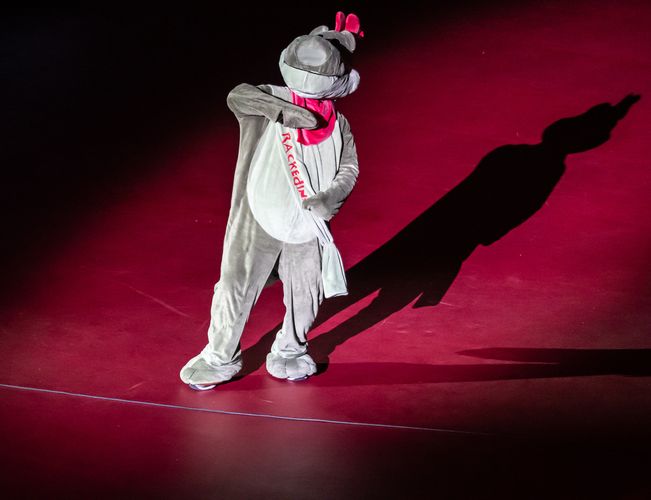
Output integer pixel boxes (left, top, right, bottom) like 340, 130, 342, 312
334, 11, 364, 38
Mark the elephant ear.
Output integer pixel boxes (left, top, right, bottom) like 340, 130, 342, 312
335, 11, 364, 38
334, 11, 346, 32
344, 13, 364, 37
309, 25, 329, 35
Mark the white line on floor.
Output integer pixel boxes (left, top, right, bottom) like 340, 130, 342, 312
120, 283, 192, 318
0, 382, 494, 436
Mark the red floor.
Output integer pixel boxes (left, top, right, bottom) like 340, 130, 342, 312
1, 2, 650, 498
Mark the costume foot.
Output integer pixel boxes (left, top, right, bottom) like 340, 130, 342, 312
188, 383, 217, 391
266, 352, 317, 381
180, 353, 242, 388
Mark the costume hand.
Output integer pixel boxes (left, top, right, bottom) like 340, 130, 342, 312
281, 107, 319, 130
302, 192, 343, 221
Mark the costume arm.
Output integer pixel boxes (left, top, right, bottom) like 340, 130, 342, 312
226, 83, 318, 129
329, 114, 359, 203
302, 114, 359, 220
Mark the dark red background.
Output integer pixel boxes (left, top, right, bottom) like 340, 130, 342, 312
1, 2, 650, 498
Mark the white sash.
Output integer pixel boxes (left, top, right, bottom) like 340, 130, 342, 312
274, 123, 348, 298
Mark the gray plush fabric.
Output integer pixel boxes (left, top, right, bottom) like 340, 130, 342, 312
180, 353, 242, 385
225, 83, 358, 272
266, 350, 317, 380
317, 114, 359, 217
204, 225, 322, 366
279, 54, 360, 99
261, 85, 359, 217
283, 35, 347, 76
246, 85, 343, 243
179, 83, 358, 385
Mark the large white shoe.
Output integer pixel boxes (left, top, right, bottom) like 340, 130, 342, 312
180, 352, 242, 390
266, 351, 317, 381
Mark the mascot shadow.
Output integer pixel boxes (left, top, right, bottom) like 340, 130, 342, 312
240, 94, 641, 380
299, 347, 651, 387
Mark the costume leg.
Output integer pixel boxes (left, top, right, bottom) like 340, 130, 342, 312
180, 204, 282, 386
266, 238, 323, 380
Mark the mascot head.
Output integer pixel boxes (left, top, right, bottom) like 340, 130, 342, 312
541, 94, 640, 154
280, 12, 363, 99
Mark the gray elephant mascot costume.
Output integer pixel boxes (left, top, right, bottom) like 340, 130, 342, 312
180, 12, 363, 389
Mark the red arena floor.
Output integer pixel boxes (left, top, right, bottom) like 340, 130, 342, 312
1, 2, 650, 498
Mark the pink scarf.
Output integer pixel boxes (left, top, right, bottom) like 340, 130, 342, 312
291, 92, 336, 146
